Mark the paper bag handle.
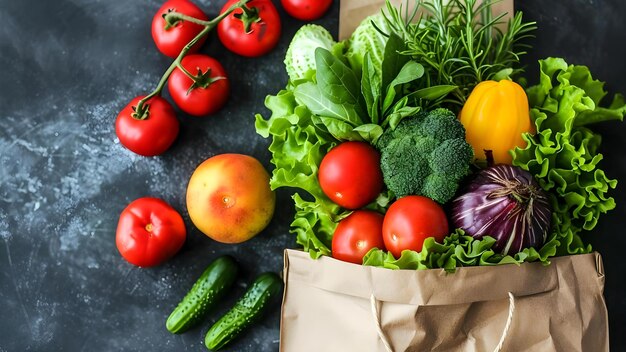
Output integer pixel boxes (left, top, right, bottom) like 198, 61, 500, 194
370, 292, 516, 352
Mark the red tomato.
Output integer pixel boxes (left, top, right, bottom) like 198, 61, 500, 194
382, 196, 449, 258
318, 141, 383, 209
116, 197, 186, 267
115, 96, 179, 157
281, 0, 332, 21
168, 54, 230, 116
151, 0, 208, 58
332, 210, 385, 264
217, 0, 281, 57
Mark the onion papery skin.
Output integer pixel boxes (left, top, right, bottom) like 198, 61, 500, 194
451, 164, 552, 255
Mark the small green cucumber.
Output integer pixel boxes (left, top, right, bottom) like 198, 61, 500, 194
166, 255, 238, 334
204, 272, 283, 351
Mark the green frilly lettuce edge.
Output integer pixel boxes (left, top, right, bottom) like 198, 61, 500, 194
511, 57, 625, 255
255, 86, 344, 259
363, 229, 556, 272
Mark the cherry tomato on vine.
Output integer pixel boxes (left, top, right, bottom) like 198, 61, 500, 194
382, 196, 449, 258
318, 141, 383, 209
115, 96, 179, 157
168, 54, 230, 116
281, 0, 332, 21
152, 0, 208, 58
116, 197, 187, 267
217, 0, 281, 57
332, 210, 385, 264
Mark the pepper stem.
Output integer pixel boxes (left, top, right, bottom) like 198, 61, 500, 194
132, 0, 250, 119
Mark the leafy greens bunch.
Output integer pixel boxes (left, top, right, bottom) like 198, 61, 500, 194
256, 23, 453, 258
381, 0, 536, 109
256, 0, 623, 271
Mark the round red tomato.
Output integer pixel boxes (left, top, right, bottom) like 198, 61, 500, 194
152, 0, 208, 58
116, 197, 186, 267
217, 0, 281, 57
318, 141, 383, 209
382, 196, 449, 258
168, 54, 230, 116
332, 210, 385, 264
281, 0, 332, 21
115, 96, 179, 157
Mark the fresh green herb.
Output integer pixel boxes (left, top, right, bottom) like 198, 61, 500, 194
512, 57, 626, 255
382, 0, 536, 108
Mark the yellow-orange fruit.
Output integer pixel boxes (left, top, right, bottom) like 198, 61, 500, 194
186, 154, 276, 244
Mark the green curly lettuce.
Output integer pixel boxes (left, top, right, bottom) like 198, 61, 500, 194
512, 57, 626, 255
363, 229, 556, 272
255, 84, 345, 259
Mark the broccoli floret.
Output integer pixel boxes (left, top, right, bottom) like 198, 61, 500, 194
418, 108, 466, 141
379, 137, 429, 196
430, 139, 474, 180
422, 174, 458, 204
378, 109, 474, 203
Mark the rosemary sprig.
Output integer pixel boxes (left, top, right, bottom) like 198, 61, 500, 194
381, 0, 536, 109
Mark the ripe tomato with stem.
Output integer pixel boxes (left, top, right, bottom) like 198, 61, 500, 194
151, 0, 209, 58
116, 0, 249, 156
168, 54, 230, 116
217, 0, 281, 57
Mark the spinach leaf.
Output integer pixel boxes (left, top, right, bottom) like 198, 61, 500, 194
382, 61, 425, 113
293, 82, 362, 125
319, 116, 365, 141
405, 85, 459, 103
386, 106, 421, 130
362, 53, 382, 124
353, 124, 384, 143
315, 48, 362, 106
381, 33, 410, 92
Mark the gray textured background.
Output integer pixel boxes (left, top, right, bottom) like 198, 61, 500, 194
0, 0, 624, 351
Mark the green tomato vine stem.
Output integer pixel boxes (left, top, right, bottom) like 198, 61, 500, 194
133, 0, 250, 119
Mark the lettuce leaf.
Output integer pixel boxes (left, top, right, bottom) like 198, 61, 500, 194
512, 57, 626, 255
255, 84, 346, 258
363, 229, 555, 272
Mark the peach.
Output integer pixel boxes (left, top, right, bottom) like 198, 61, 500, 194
186, 154, 276, 243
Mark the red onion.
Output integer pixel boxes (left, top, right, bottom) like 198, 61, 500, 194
451, 164, 551, 255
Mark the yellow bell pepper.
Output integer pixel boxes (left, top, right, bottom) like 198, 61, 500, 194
459, 80, 534, 164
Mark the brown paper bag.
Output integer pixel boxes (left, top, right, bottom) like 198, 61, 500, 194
339, 0, 514, 40
280, 249, 608, 352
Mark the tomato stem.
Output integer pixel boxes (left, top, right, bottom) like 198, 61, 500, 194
133, 0, 250, 119
234, 4, 261, 34
176, 62, 197, 81
163, 12, 212, 27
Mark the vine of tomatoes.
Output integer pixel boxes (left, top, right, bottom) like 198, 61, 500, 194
115, 0, 282, 157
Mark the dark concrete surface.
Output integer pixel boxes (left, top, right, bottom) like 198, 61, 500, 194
0, 0, 623, 351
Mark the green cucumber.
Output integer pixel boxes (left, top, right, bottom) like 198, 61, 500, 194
166, 255, 238, 334
204, 272, 283, 351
